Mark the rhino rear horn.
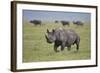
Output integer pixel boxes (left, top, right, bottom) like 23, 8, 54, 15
47, 29, 49, 33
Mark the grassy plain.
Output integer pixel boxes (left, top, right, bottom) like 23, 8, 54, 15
23, 22, 91, 62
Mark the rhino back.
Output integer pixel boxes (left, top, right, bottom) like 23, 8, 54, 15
54, 29, 68, 42
65, 29, 79, 44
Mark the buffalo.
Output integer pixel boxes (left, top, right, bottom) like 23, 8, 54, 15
73, 21, 83, 26
61, 21, 70, 26
45, 28, 80, 52
30, 20, 41, 26
55, 20, 59, 23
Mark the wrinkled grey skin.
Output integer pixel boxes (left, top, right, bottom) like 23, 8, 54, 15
45, 28, 80, 52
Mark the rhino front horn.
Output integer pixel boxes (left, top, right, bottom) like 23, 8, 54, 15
47, 29, 49, 33
45, 34, 48, 39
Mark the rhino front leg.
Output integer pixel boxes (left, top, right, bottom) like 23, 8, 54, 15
54, 44, 59, 52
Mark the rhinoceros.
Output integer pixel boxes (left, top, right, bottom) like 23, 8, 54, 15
45, 28, 80, 52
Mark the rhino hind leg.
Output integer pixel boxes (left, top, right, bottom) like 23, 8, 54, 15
67, 45, 71, 51
76, 44, 79, 51
61, 45, 65, 51
54, 44, 59, 52
75, 38, 80, 51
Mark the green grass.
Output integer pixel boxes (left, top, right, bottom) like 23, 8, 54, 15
23, 22, 91, 62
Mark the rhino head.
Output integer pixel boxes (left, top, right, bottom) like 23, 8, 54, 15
45, 29, 56, 43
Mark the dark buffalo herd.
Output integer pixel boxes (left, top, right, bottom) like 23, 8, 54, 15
30, 20, 84, 26
45, 28, 80, 52
55, 20, 59, 23
61, 21, 70, 26
73, 21, 84, 26
30, 20, 41, 26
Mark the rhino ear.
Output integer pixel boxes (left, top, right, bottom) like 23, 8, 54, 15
47, 29, 49, 33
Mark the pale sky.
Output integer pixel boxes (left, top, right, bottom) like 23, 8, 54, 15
23, 10, 91, 23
